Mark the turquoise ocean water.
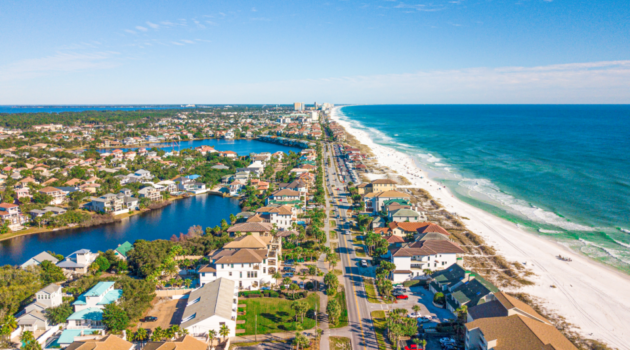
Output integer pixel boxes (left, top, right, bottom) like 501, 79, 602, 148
337, 105, 630, 273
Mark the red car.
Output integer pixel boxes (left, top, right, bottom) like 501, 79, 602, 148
405, 345, 421, 350
396, 294, 408, 300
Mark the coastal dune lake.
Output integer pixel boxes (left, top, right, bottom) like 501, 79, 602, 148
0, 193, 240, 266
0, 139, 301, 266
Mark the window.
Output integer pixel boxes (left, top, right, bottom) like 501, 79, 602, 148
229, 272, 232, 276
221, 264, 224, 269
231, 264, 234, 268
240, 272, 242, 278
202, 273, 206, 277
181, 313, 196, 323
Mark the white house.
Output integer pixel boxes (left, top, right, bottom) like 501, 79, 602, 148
389, 240, 465, 282
199, 235, 281, 290
17, 284, 63, 332
21, 251, 59, 269
56, 249, 98, 275
180, 278, 238, 338
254, 205, 296, 230
66, 282, 123, 329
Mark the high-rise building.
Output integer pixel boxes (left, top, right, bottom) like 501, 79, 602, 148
294, 102, 304, 111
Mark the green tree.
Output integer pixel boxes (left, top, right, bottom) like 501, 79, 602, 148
293, 332, 310, 350
273, 271, 282, 287
326, 299, 341, 326
133, 328, 148, 346
208, 329, 217, 347
219, 324, 230, 343
39, 260, 65, 285
46, 303, 73, 325
102, 303, 129, 332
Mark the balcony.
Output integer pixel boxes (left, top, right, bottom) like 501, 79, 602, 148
253, 265, 260, 270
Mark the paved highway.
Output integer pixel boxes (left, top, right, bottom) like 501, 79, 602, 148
323, 142, 379, 350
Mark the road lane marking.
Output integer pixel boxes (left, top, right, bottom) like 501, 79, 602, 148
340, 220, 368, 350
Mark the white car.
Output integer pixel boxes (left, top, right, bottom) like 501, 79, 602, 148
407, 312, 421, 318
361, 260, 368, 267
418, 316, 432, 323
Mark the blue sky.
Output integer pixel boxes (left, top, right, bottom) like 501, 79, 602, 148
1, 0, 629, 104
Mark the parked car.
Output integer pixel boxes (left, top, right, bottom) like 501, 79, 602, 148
396, 294, 409, 300
283, 272, 294, 278
361, 260, 368, 267
299, 281, 305, 289
141, 316, 157, 322
261, 286, 270, 291
407, 312, 421, 318
285, 260, 295, 266
418, 316, 432, 323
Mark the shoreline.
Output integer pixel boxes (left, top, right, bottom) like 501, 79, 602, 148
332, 106, 630, 349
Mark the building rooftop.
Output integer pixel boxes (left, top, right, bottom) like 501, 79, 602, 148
180, 278, 235, 329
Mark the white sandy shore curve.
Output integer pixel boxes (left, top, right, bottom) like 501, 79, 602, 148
331, 106, 630, 349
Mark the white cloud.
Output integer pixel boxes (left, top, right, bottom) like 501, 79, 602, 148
187, 60, 630, 104
0, 51, 121, 81
124, 29, 136, 34
252, 7, 257, 12
171, 41, 185, 46
136, 26, 148, 32
181, 39, 195, 44
146, 21, 159, 29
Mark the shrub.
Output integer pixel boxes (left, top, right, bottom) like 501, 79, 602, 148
305, 282, 314, 290
433, 292, 445, 305
239, 291, 262, 297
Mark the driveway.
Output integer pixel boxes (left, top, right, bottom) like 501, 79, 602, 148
139, 297, 187, 330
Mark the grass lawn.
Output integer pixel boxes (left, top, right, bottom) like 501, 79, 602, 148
365, 280, 393, 304
330, 229, 338, 240
330, 290, 349, 329
371, 311, 389, 350
330, 220, 337, 227
330, 337, 352, 350
236, 294, 320, 335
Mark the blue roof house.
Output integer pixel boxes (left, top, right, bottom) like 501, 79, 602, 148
64, 282, 122, 331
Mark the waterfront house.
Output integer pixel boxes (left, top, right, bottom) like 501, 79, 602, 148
389, 240, 465, 282
57, 249, 98, 275
357, 179, 398, 195
0, 202, 30, 229
113, 241, 133, 260
388, 208, 427, 223
29, 206, 67, 221
16, 283, 63, 333
229, 180, 246, 196
446, 274, 499, 312
138, 186, 163, 201
85, 194, 128, 215
466, 292, 552, 324
156, 180, 178, 194
364, 190, 411, 214
180, 278, 238, 337
21, 251, 59, 269
218, 150, 238, 159
429, 264, 467, 294
388, 221, 451, 241
464, 314, 577, 350
199, 234, 281, 290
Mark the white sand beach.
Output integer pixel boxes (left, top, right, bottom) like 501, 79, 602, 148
332, 107, 630, 349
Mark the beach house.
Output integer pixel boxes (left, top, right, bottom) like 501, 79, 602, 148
20, 251, 59, 269
199, 234, 281, 290
180, 278, 238, 337
364, 190, 411, 214
16, 284, 63, 332
56, 249, 98, 275
389, 240, 465, 282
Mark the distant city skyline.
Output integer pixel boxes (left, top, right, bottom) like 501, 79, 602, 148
1, 0, 629, 104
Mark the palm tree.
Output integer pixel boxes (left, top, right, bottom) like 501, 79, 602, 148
208, 329, 217, 348
134, 328, 148, 346
20, 331, 36, 348
412, 305, 421, 315
273, 271, 282, 287
219, 324, 230, 344
151, 327, 164, 341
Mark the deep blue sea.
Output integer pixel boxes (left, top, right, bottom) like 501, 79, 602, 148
337, 105, 630, 272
